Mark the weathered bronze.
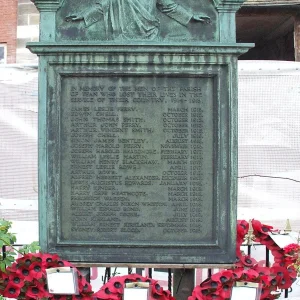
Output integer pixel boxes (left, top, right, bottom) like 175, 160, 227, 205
27, 0, 252, 265
58, 0, 215, 41
64, 0, 211, 41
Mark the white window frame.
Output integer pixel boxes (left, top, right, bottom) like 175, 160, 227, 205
0, 43, 7, 64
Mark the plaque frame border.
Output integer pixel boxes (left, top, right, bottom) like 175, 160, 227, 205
39, 51, 238, 265
56, 71, 218, 248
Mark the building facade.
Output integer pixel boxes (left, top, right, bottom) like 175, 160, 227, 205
0, 0, 300, 63
0, 0, 18, 63
237, 0, 300, 61
0, 0, 38, 64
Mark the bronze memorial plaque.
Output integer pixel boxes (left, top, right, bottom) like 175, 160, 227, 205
27, 0, 252, 265
39, 61, 239, 264
60, 76, 214, 244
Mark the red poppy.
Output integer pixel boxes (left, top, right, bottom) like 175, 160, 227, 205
270, 266, 292, 289
274, 259, 291, 270
80, 281, 93, 295
72, 294, 95, 300
211, 270, 233, 283
195, 287, 210, 299
235, 251, 252, 268
259, 274, 273, 288
102, 278, 123, 294
93, 288, 120, 300
190, 285, 203, 297
219, 282, 233, 298
8, 274, 25, 288
254, 266, 270, 276
237, 220, 249, 245
270, 266, 289, 277
124, 273, 145, 282
29, 261, 45, 279
6, 262, 18, 273
243, 268, 260, 280
2, 282, 21, 298
41, 253, 61, 267
232, 267, 244, 280
240, 255, 257, 267
26, 252, 43, 265
284, 243, 300, 254
200, 279, 220, 290
16, 256, 34, 268
15, 266, 34, 281
26, 284, 47, 299
204, 293, 222, 300
162, 290, 172, 298
286, 266, 297, 279
0, 271, 9, 282
77, 275, 92, 290
56, 259, 73, 268
152, 282, 164, 296
252, 219, 273, 234
50, 296, 68, 300
272, 249, 284, 258
277, 276, 292, 289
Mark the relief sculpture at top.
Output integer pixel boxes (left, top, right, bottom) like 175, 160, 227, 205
65, 0, 211, 40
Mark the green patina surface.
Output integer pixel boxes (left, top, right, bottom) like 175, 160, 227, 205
27, 0, 252, 265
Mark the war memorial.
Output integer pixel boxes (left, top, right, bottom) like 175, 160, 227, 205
27, 0, 252, 292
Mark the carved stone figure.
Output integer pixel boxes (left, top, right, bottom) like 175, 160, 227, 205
65, 0, 211, 40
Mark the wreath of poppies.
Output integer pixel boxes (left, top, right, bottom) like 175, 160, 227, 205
189, 219, 298, 300
0, 253, 94, 299
93, 274, 175, 300
0, 253, 174, 300
283, 243, 300, 275
0, 220, 298, 300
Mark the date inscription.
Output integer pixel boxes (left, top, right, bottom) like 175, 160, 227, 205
60, 76, 214, 244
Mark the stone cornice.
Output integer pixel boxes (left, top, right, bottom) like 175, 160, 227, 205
26, 42, 253, 56
213, 0, 246, 11
31, 0, 61, 11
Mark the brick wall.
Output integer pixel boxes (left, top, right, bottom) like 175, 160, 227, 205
0, 0, 18, 63
17, 0, 39, 64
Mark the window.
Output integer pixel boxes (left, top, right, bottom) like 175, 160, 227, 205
0, 44, 7, 64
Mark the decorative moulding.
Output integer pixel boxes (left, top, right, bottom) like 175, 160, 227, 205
213, 0, 246, 11
31, 0, 61, 11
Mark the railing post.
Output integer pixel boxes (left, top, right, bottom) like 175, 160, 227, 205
173, 269, 195, 300
77, 267, 91, 282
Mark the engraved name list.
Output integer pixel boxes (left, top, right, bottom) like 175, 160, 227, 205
60, 75, 215, 245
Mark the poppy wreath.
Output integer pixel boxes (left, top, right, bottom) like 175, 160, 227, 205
189, 219, 298, 300
93, 274, 175, 300
0, 253, 94, 299
283, 243, 300, 275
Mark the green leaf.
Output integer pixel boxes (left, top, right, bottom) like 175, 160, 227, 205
0, 236, 12, 245
0, 263, 6, 272
5, 255, 16, 262
19, 241, 40, 254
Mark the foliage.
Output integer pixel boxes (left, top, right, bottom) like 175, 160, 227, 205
0, 219, 40, 272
